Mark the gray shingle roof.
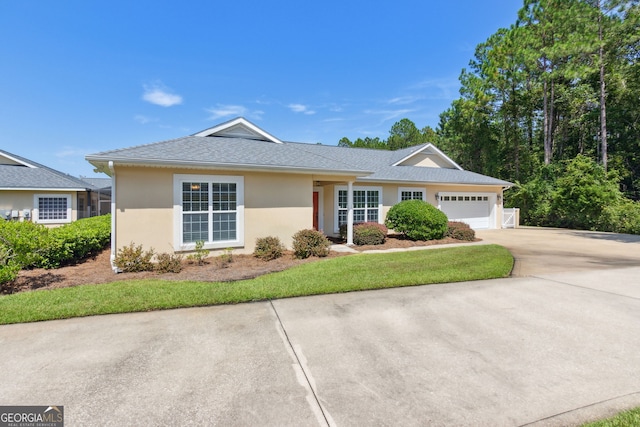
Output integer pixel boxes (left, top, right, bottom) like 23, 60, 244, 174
87, 136, 372, 175
86, 122, 512, 187
78, 177, 111, 190
0, 149, 105, 190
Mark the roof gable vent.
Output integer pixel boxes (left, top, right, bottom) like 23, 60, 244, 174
193, 117, 283, 144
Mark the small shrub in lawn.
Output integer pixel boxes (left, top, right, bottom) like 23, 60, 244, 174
114, 243, 155, 272
292, 229, 331, 259
353, 222, 388, 246
254, 236, 285, 261
385, 199, 448, 241
446, 221, 476, 241
186, 240, 209, 265
155, 252, 183, 273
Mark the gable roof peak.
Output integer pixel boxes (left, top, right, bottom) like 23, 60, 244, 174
0, 149, 38, 168
192, 117, 284, 144
392, 143, 463, 170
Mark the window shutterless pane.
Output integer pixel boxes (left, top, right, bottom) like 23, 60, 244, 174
183, 213, 208, 243
367, 190, 378, 207
38, 197, 68, 220
338, 210, 347, 226
338, 190, 347, 209
213, 212, 236, 241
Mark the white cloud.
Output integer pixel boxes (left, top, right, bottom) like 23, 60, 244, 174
388, 96, 422, 105
364, 108, 415, 123
55, 147, 85, 158
410, 77, 460, 100
205, 104, 247, 120
142, 83, 183, 107
288, 103, 316, 115
134, 114, 157, 124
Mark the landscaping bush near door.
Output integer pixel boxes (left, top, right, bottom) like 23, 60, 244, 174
292, 229, 331, 259
353, 222, 387, 245
385, 200, 448, 241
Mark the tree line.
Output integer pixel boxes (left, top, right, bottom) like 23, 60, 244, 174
339, 0, 640, 233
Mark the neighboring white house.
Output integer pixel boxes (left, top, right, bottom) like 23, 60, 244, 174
0, 149, 110, 225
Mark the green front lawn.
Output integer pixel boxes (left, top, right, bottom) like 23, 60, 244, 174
582, 407, 640, 427
0, 244, 513, 325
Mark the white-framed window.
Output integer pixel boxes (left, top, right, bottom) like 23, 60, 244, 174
334, 186, 382, 232
173, 174, 244, 251
33, 194, 72, 224
398, 187, 426, 202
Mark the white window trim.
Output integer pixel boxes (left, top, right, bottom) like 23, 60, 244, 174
173, 174, 244, 251
33, 194, 72, 224
397, 187, 426, 202
334, 185, 383, 234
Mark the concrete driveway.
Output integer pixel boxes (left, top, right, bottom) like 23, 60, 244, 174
1, 228, 640, 426
476, 227, 640, 276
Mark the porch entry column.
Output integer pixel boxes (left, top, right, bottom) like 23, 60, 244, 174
347, 181, 354, 245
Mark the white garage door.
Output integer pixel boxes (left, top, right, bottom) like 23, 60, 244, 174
440, 193, 491, 229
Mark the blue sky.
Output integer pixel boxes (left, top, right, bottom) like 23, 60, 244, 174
0, 1, 522, 177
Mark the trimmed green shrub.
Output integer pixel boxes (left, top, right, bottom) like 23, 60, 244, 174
0, 244, 20, 290
40, 215, 111, 268
446, 221, 476, 241
385, 200, 448, 241
155, 252, 183, 273
339, 223, 349, 241
254, 236, 285, 261
292, 229, 331, 259
0, 215, 111, 286
114, 243, 155, 272
0, 220, 48, 268
353, 222, 387, 246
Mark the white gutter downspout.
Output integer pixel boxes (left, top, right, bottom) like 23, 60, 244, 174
108, 161, 121, 273
347, 181, 354, 246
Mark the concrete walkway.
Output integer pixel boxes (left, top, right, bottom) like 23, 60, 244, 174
1, 228, 640, 426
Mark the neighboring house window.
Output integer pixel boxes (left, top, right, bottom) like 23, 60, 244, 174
33, 194, 72, 224
173, 175, 244, 250
335, 186, 382, 231
398, 187, 426, 202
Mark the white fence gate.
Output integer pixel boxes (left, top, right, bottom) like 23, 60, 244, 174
502, 208, 519, 229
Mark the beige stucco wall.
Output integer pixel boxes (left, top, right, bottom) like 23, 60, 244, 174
113, 167, 175, 253
0, 190, 78, 224
245, 172, 312, 251
113, 166, 316, 255
112, 164, 508, 256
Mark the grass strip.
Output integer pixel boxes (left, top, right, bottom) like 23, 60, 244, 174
582, 407, 640, 427
0, 244, 513, 325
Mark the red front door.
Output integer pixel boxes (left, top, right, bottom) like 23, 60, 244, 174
313, 191, 319, 230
